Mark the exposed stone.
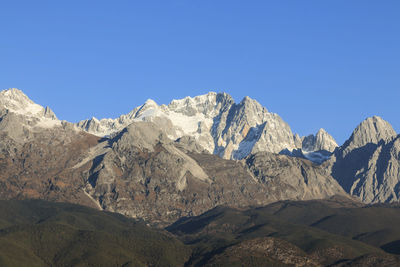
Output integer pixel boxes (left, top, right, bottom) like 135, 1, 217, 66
330, 116, 400, 203
302, 128, 338, 152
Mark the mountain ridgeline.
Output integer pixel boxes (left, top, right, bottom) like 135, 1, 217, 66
1, 88, 400, 266
0, 88, 399, 223
74, 91, 338, 160
2, 199, 400, 266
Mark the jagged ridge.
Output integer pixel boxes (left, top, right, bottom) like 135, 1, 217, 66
74, 91, 338, 161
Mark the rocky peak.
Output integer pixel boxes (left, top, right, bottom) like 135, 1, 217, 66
226, 96, 268, 131
43, 106, 57, 119
315, 128, 338, 152
73, 91, 310, 161
0, 88, 64, 142
342, 116, 396, 155
112, 121, 171, 153
0, 88, 60, 122
134, 99, 160, 119
302, 128, 338, 152
330, 116, 400, 204
140, 99, 159, 112
238, 96, 267, 115
0, 88, 42, 115
167, 92, 233, 118
241, 95, 267, 109
0, 88, 30, 100
143, 98, 158, 108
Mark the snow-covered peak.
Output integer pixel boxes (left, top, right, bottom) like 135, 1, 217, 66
0, 88, 43, 116
0, 88, 61, 129
75, 91, 314, 161
134, 99, 161, 120
91, 117, 100, 123
143, 99, 158, 108
167, 92, 222, 117
169, 92, 217, 106
1, 88, 28, 98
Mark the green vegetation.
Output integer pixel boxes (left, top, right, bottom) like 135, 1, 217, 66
255, 200, 400, 250
0, 200, 190, 267
168, 199, 400, 266
1, 198, 400, 266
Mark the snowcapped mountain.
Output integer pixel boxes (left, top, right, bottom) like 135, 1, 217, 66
0, 88, 338, 162
3, 87, 400, 225
75, 92, 337, 161
0, 88, 58, 121
297, 129, 339, 163
0, 88, 63, 141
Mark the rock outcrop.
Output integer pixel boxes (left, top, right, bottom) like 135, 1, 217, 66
302, 128, 338, 152
0, 102, 349, 225
341, 116, 396, 157
330, 116, 400, 203
75, 92, 337, 162
0, 88, 65, 142
1, 88, 381, 225
79, 120, 347, 225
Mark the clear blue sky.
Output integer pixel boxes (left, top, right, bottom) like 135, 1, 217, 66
1, 1, 399, 144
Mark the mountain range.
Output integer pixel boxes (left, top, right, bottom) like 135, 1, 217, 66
0, 88, 399, 265
75, 91, 338, 161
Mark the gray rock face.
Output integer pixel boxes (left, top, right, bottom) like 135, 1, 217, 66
211, 95, 301, 159
0, 88, 349, 225
43, 106, 57, 119
0, 89, 63, 142
247, 152, 346, 199
330, 116, 400, 203
79, 121, 347, 225
302, 129, 338, 152
0, 122, 102, 209
341, 116, 396, 157
75, 92, 335, 162
0, 88, 338, 165
0, 88, 33, 110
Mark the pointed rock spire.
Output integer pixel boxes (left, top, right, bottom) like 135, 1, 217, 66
43, 106, 57, 120
342, 116, 396, 154
302, 128, 337, 152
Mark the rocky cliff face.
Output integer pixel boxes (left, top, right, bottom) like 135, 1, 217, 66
330, 116, 400, 203
246, 152, 344, 201
0, 88, 69, 143
0, 88, 349, 225
0, 121, 348, 225
75, 92, 335, 161
340, 116, 397, 157
80, 121, 347, 225
10, 88, 400, 225
302, 128, 338, 152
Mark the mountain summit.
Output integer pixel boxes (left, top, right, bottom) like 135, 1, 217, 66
330, 116, 400, 203
302, 128, 338, 152
0, 88, 348, 225
341, 116, 397, 156
0, 88, 338, 162
75, 91, 337, 161
2, 87, 400, 226
0, 88, 62, 141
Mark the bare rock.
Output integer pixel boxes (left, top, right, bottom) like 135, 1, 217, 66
330, 116, 400, 203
